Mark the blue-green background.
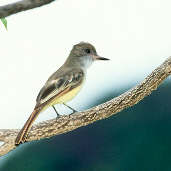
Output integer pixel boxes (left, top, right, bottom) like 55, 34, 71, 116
0, 80, 171, 171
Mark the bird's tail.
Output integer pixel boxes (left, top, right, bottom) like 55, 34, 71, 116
15, 107, 42, 145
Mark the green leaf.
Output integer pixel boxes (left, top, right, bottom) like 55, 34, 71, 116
1, 18, 7, 30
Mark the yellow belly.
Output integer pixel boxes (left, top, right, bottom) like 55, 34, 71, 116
43, 85, 82, 110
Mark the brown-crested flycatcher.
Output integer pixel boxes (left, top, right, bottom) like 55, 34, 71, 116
15, 42, 109, 145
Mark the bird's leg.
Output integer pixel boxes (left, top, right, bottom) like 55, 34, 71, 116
63, 103, 77, 114
52, 105, 60, 121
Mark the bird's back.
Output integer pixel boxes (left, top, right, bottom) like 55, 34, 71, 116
36, 66, 85, 108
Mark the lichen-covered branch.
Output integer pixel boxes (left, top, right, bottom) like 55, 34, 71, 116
0, 56, 171, 156
0, 0, 56, 18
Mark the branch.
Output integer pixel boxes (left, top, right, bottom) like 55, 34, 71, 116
0, 56, 171, 156
0, 0, 56, 18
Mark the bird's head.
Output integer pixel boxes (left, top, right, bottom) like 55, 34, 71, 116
66, 42, 109, 69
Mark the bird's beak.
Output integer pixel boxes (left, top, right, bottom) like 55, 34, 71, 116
93, 55, 110, 61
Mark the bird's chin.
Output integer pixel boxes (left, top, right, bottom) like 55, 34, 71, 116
80, 56, 94, 69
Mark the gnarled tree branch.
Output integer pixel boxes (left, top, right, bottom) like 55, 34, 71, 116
0, 56, 171, 157
0, 0, 56, 18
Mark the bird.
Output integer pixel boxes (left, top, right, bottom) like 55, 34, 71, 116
15, 42, 109, 145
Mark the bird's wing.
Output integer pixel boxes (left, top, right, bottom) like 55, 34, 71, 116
36, 68, 84, 106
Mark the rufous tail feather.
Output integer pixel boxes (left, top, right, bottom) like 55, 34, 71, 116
15, 107, 42, 145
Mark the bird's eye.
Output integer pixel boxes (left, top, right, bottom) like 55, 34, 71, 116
85, 48, 91, 54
